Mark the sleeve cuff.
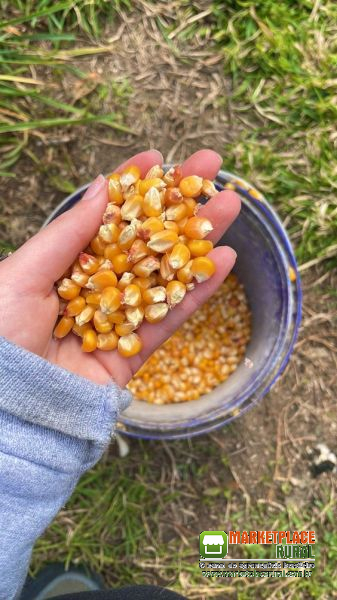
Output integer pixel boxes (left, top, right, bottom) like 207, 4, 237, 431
0, 336, 132, 445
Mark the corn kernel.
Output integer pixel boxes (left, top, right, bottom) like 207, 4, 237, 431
81, 328, 97, 352
166, 280, 186, 308
115, 322, 136, 336
122, 284, 142, 307
160, 254, 175, 282
99, 223, 120, 244
143, 186, 163, 217
165, 203, 187, 222
85, 292, 102, 307
54, 316, 74, 339
139, 217, 164, 241
72, 322, 91, 338
75, 305, 95, 327
58, 278, 81, 300
97, 331, 118, 351
118, 332, 143, 357
71, 269, 89, 290
163, 165, 182, 187
98, 259, 113, 271
121, 194, 143, 221
144, 164, 164, 179
132, 256, 160, 277
191, 256, 216, 282
118, 272, 135, 290
179, 175, 203, 198
177, 216, 189, 234
184, 216, 213, 239
118, 222, 138, 250
94, 309, 113, 333
145, 303, 169, 323
107, 310, 125, 324
125, 306, 144, 328
86, 270, 118, 291
108, 176, 123, 205
100, 286, 122, 314
103, 203, 122, 225
183, 198, 197, 217
104, 243, 120, 260
187, 239, 213, 257
79, 252, 100, 275
202, 178, 217, 197
120, 165, 141, 192
90, 235, 106, 256
139, 177, 165, 196
64, 296, 86, 317
177, 260, 193, 284
142, 286, 166, 304
111, 253, 129, 275
165, 187, 183, 206
147, 230, 178, 253
128, 239, 149, 263
168, 243, 191, 270
132, 276, 153, 291
164, 220, 179, 233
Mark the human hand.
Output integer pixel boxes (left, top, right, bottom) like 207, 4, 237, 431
0, 149, 240, 387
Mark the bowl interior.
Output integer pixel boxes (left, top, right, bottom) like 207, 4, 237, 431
121, 198, 292, 432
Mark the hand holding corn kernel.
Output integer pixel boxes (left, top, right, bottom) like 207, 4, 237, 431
0, 150, 240, 387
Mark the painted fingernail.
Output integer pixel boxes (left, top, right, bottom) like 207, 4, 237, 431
82, 174, 106, 201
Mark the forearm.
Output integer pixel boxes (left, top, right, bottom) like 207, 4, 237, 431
0, 336, 131, 600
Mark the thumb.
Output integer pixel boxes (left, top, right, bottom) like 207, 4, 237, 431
10, 174, 108, 291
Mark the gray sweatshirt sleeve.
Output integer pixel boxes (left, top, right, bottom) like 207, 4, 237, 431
0, 336, 132, 600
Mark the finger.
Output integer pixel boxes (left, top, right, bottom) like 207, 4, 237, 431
115, 149, 163, 175
97, 245, 237, 387
8, 150, 164, 292
181, 149, 222, 179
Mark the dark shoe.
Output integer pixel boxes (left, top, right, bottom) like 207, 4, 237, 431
20, 563, 105, 599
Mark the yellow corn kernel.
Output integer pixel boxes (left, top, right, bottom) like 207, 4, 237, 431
165, 203, 187, 222
160, 254, 175, 282
132, 277, 153, 291
94, 309, 113, 333
177, 216, 189, 234
120, 165, 141, 192
125, 306, 144, 328
100, 286, 122, 314
117, 272, 135, 290
72, 322, 91, 338
183, 197, 197, 217
144, 303, 169, 323
166, 280, 186, 308
163, 165, 182, 187
86, 269, 118, 291
118, 222, 138, 250
164, 220, 179, 233
104, 243, 120, 260
144, 164, 164, 179
118, 332, 143, 357
168, 243, 191, 270
58, 278, 81, 300
165, 187, 183, 206
147, 230, 178, 253
107, 176, 123, 205
121, 194, 143, 221
191, 256, 216, 282
139, 217, 164, 241
75, 305, 95, 327
178, 234, 188, 244
142, 286, 166, 304
90, 235, 106, 256
179, 175, 203, 198
97, 331, 118, 351
115, 322, 136, 336
111, 253, 129, 275
143, 186, 163, 217
186, 282, 195, 291
64, 296, 86, 317
85, 292, 102, 307
139, 177, 165, 196
122, 284, 142, 307
289, 266, 296, 282
81, 328, 97, 352
54, 316, 74, 339
98, 259, 113, 271
176, 259, 193, 284
107, 310, 125, 325
127, 239, 149, 264
187, 239, 213, 257
184, 216, 213, 239
103, 203, 122, 225
79, 252, 100, 275
99, 223, 120, 244
132, 256, 160, 277
202, 178, 217, 197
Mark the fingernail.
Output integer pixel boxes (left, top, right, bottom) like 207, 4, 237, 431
82, 174, 106, 201
225, 246, 237, 262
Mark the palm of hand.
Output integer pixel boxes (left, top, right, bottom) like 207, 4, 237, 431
0, 150, 240, 388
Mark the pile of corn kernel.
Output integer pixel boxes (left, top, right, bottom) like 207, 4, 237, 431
127, 274, 251, 403
54, 164, 218, 357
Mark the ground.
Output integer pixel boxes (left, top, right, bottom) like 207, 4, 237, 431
0, 2, 336, 599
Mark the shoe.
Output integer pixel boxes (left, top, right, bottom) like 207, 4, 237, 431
20, 563, 105, 599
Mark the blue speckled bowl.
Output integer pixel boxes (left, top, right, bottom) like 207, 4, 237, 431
45, 168, 302, 439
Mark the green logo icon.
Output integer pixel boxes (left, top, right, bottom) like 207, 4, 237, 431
200, 531, 228, 559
